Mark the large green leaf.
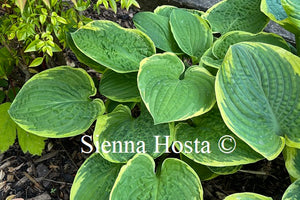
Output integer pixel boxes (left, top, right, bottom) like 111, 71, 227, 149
212, 31, 290, 59
282, 179, 300, 200
261, 0, 300, 34
133, 12, 181, 53
66, 31, 106, 73
99, 69, 140, 102
284, 146, 300, 180
138, 53, 215, 124
0, 103, 17, 153
71, 20, 155, 73
208, 165, 242, 175
173, 107, 263, 166
70, 153, 122, 200
204, 0, 269, 34
93, 104, 172, 163
216, 42, 300, 160
110, 154, 203, 200
9, 66, 105, 138
224, 193, 272, 200
170, 9, 213, 62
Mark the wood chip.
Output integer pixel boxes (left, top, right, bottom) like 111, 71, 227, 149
8, 163, 24, 173
23, 172, 43, 190
0, 170, 5, 181
5, 194, 16, 200
7, 174, 14, 182
0, 181, 6, 190
34, 151, 58, 163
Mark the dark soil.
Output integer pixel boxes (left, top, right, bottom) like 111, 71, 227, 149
0, 3, 292, 200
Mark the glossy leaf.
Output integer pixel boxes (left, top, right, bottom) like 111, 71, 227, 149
216, 42, 300, 160
93, 104, 172, 163
65, 31, 106, 73
138, 53, 215, 124
204, 0, 269, 34
9, 66, 105, 138
170, 9, 213, 61
212, 31, 290, 59
0, 103, 17, 153
281, 0, 300, 29
224, 192, 272, 200
70, 153, 122, 200
133, 12, 181, 53
71, 20, 155, 73
173, 107, 263, 166
282, 179, 300, 200
99, 70, 140, 102
110, 154, 203, 200
17, 126, 46, 156
284, 146, 300, 180
29, 57, 44, 67
261, 0, 300, 34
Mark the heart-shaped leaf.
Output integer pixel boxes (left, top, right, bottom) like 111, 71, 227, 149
93, 104, 172, 163
173, 107, 263, 166
99, 70, 140, 102
204, 0, 269, 34
71, 20, 155, 73
110, 154, 203, 200
138, 53, 215, 124
170, 9, 213, 62
284, 146, 300, 180
133, 12, 182, 53
224, 193, 272, 200
212, 31, 290, 59
9, 66, 105, 138
261, 0, 300, 34
282, 179, 300, 200
70, 153, 122, 200
216, 42, 300, 160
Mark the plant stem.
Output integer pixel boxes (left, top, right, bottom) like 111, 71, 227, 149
296, 34, 300, 56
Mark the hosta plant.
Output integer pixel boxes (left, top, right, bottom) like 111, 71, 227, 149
5, 0, 300, 199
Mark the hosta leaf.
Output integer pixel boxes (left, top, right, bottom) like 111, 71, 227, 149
70, 153, 122, 200
281, 0, 300, 28
104, 99, 136, 113
181, 154, 219, 181
212, 31, 290, 59
154, 5, 177, 17
204, 0, 269, 34
110, 154, 203, 200
200, 47, 222, 69
284, 146, 300, 180
224, 193, 272, 200
93, 104, 172, 163
0, 103, 17, 153
66, 31, 106, 73
170, 9, 213, 61
208, 165, 242, 175
138, 53, 215, 124
282, 179, 300, 200
9, 66, 105, 138
261, 0, 300, 34
71, 20, 155, 73
133, 12, 182, 53
216, 42, 300, 160
173, 107, 263, 166
99, 70, 140, 102
17, 126, 46, 156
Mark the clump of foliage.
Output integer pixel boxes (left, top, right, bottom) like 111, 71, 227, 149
3, 0, 300, 199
